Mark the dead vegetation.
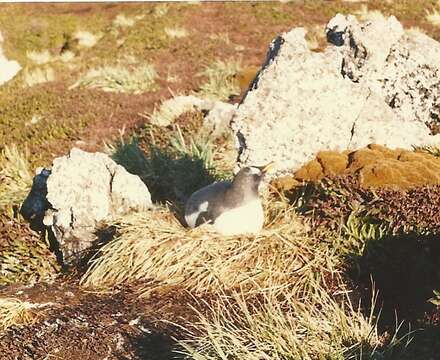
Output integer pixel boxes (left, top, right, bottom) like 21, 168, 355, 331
0, 297, 52, 331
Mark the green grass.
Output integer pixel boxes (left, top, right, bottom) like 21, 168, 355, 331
107, 128, 221, 204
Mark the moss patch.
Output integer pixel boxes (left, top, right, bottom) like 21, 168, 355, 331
285, 144, 440, 191
0, 83, 89, 167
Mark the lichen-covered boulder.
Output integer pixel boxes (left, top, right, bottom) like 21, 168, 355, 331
21, 148, 152, 265
0, 32, 21, 85
232, 14, 440, 177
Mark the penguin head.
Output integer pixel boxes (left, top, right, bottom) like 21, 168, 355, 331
232, 162, 275, 194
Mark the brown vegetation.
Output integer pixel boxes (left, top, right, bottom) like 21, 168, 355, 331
278, 144, 440, 191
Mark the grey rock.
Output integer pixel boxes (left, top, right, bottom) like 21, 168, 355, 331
23, 148, 152, 265
232, 14, 440, 177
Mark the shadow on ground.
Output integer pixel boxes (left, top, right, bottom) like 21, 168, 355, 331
111, 137, 222, 225
350, 232, 440, 359
124, 331, 184, 360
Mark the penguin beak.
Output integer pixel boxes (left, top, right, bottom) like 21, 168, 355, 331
258, 161, 276, 174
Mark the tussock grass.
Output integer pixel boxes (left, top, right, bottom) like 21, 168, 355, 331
177, 287, 404, 360
426, 7, 440, 26
0, 145, 33, 209
0, 225, 60, 286
107, 127, 220, 203
209, 32, 232, 45
198, 59, 242, 101
70, 64, 157, 93
81, 201, 341, 297
355, 4, 386, 22
153, 4, 169, 17
145, 95, 206, 127
165, 26, 188, 39
26, 50, 52, 65
113, 14, 136, 28
0, 298, 52, 330
23, 67, 55, 87
74, 30, 101, 48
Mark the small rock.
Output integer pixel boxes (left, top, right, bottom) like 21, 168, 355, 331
21, 148, 153, 265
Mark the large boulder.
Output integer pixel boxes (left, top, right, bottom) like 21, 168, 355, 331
231, 14, 440, 176
0, 32, 21, 85
21, 148, 152, 265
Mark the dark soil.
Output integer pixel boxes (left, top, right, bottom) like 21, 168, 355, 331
0, 279, 200, 360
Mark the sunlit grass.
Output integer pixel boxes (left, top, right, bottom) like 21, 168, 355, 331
26, 50, 52, 65
198, 59, 242, 101
81, 199, 341, 299
69, 63, 157, 94
0, 298, 53, 331
177, 286, 410, 360
0, 145, 33, 209
165, 26, 188, 39
426, 7, 440, 26
23, 67, 55, 87
74, 30, 102, 48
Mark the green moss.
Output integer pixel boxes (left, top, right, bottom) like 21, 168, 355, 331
113, 15, 174, 56
0, 84, 89, 167
0, 7, 109, 67
368, 0, 436, 21
301, 1, 353, 19
249, 3, 293, 24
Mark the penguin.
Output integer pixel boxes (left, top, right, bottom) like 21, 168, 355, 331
184, 162, 275, 236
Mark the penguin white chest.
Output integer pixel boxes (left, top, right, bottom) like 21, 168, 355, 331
213, 199, 264, 236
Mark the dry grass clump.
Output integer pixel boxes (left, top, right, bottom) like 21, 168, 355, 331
23, 67, 55, 87
145, 95, 207, 127
355, 4, 387, 22
113, 14, 136, 28
0, 145, 33, 209
74, 30, 102, 48
426, 7, 440, 26
26, 50, 52, 65
82, 202, 341, 297
198, 59, 242, 101
178, 286, 407, 360
164, 26, 188, 39
0, 298, 52, 331
70, 63, 157, 94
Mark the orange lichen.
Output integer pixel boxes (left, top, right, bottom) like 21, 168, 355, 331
316, 150, 348, 176
294, 159, 323, 181
275, 144, 440, 191
236, 65, 260, 92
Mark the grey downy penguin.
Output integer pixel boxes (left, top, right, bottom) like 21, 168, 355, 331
184, 162, 275, 235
